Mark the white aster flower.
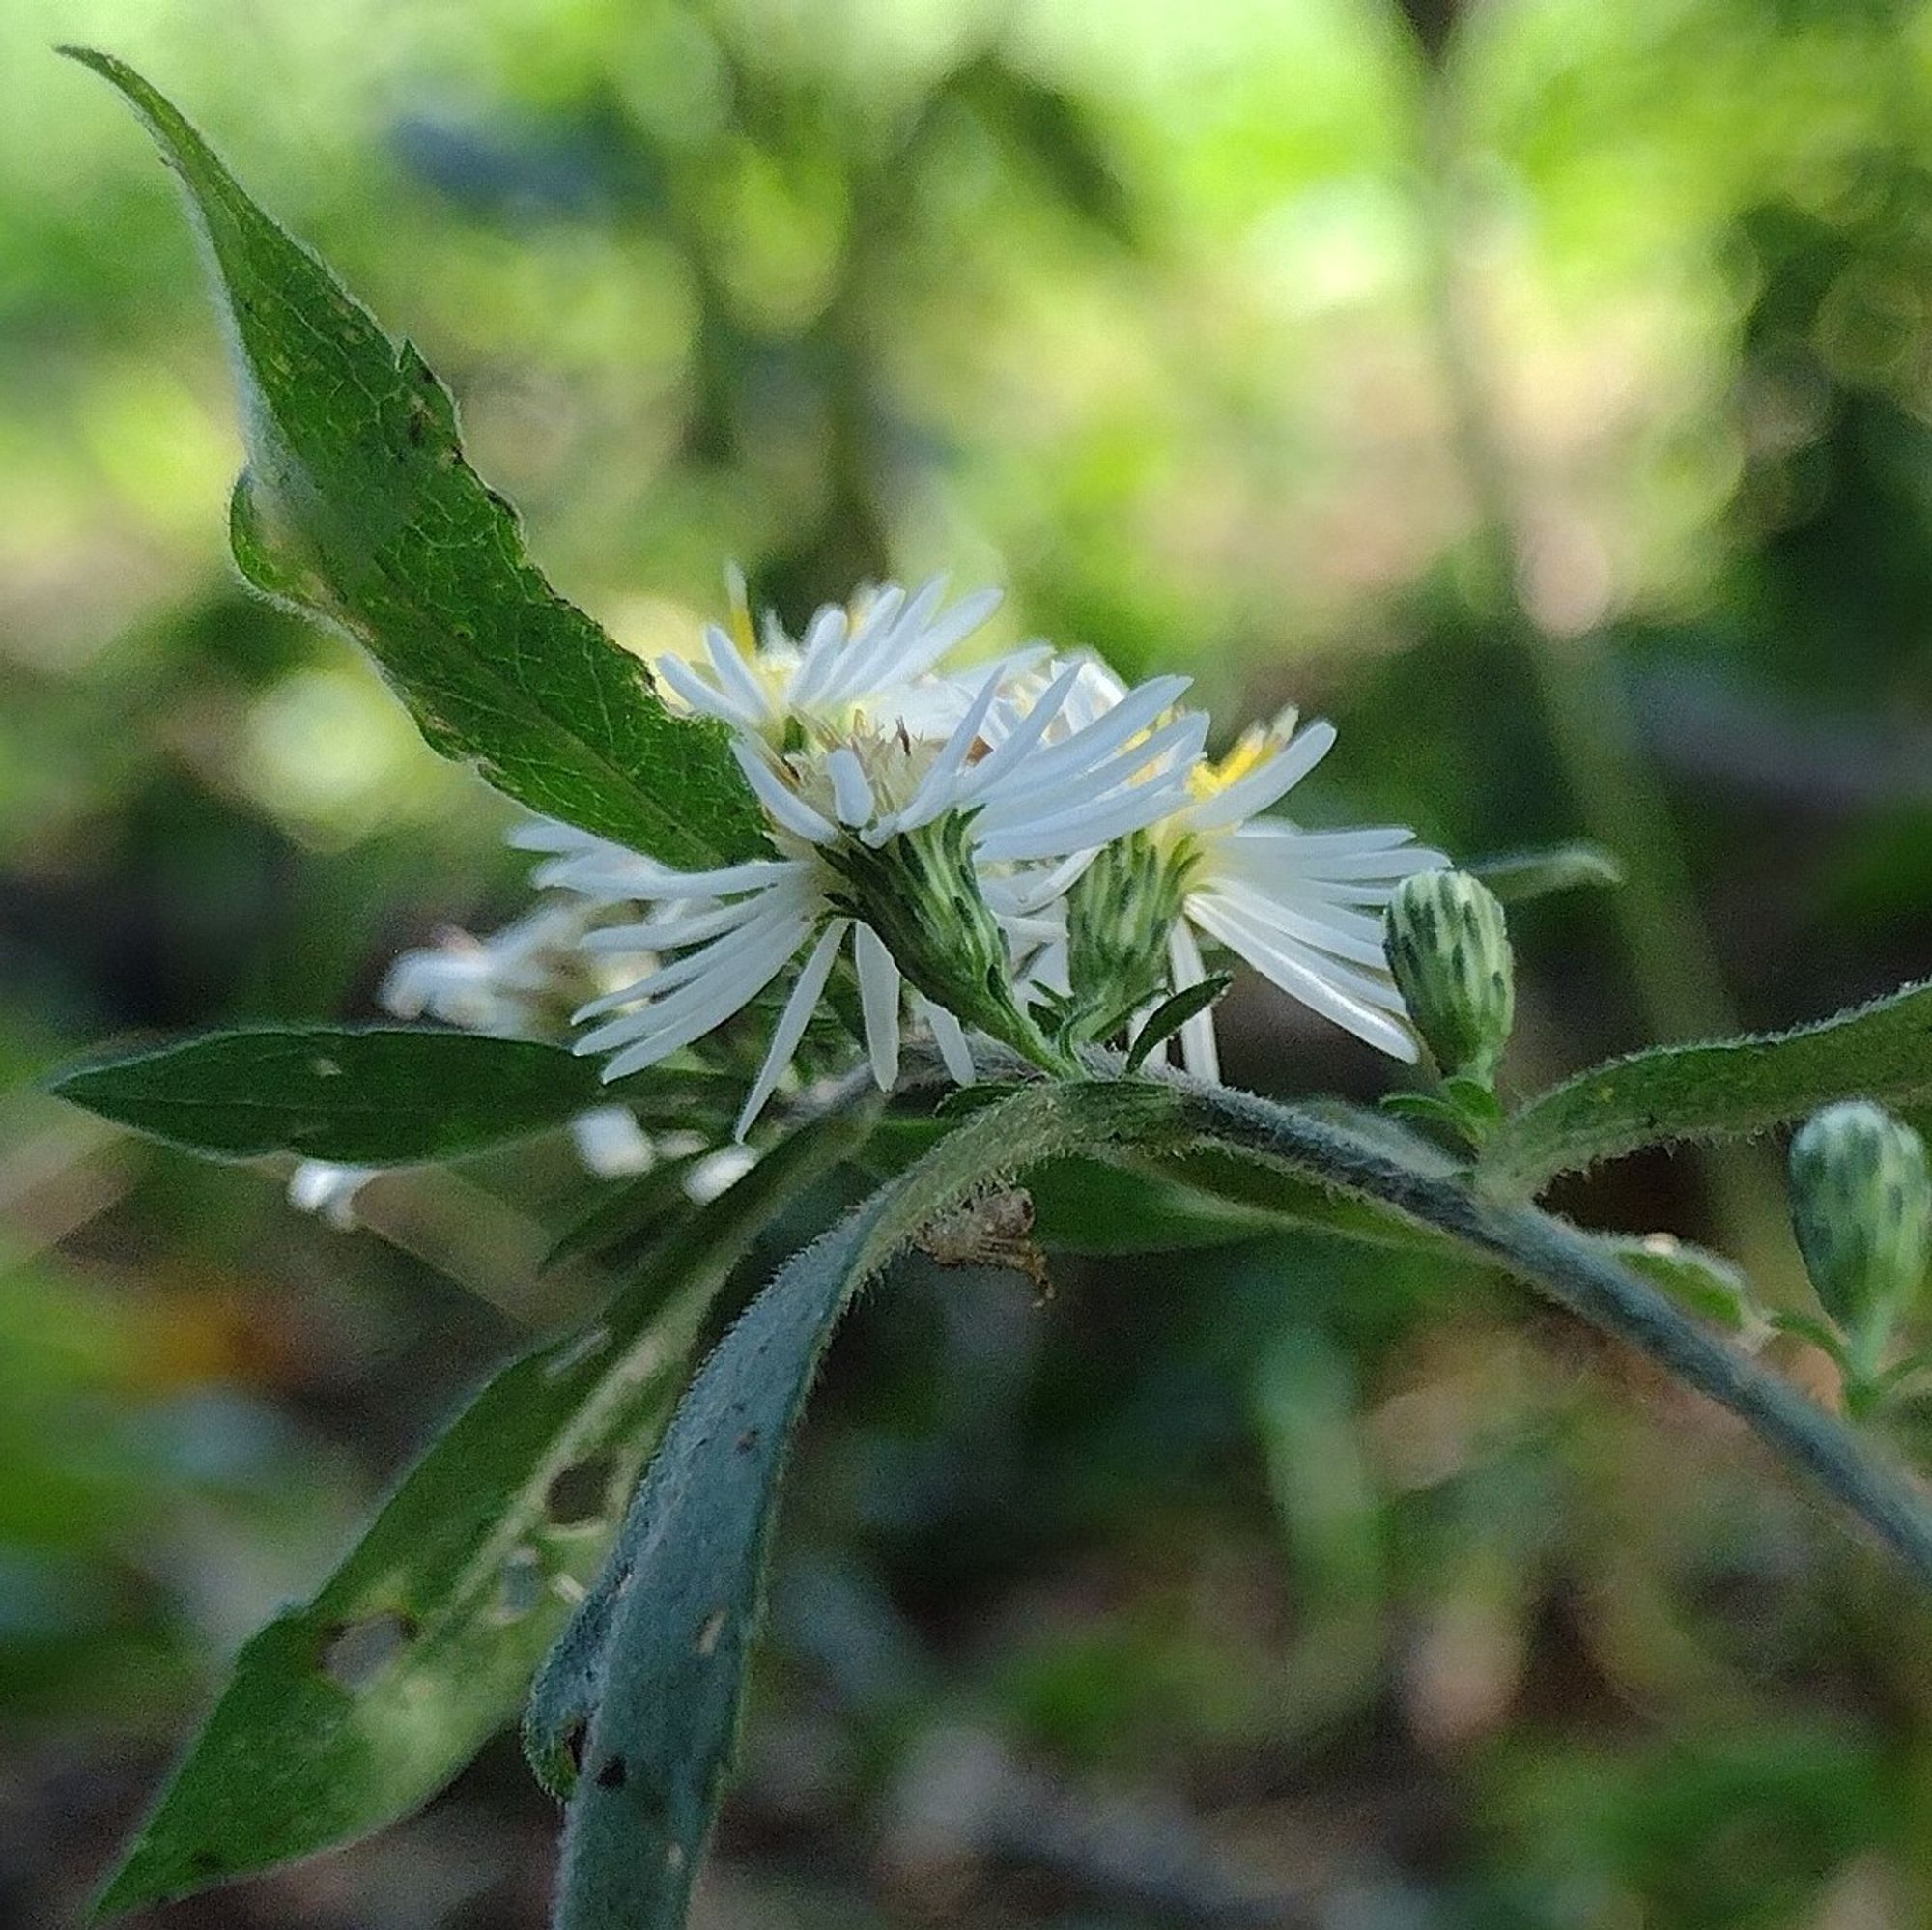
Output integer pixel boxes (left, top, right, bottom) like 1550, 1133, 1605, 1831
1160, 711, 1444, 1078
547, 659, 1206, 1137
287, 1159, 379, 1230
652, 570, 1009, 748
290, 890, 668, 1232
380, 901, 608, 1038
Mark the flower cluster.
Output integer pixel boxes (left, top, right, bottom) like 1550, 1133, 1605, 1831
524, 575, 1442, 1137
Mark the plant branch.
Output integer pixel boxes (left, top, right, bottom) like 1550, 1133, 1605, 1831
1157, 1076, 1932, 1587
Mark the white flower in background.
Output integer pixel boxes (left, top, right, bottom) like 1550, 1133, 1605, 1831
1160, 710, 1443, 1079
682, 1144, 761, 1205
287, 893, 679, 1230
651, 570, 1010, 748
568, 1104, 659, 1178
287, 1158, 380, 1231
552, 659, 1207, 1136
380, 901, 604, 1038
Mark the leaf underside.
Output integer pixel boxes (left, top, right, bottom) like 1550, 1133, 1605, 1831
94, 1111, 868, 1918
64, 47, 764, 871
546, 1082, 1180, 1930
1484, 978, 1932, 1195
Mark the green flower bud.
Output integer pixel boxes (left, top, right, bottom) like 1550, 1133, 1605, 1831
1060, 831, 1198, 1046
824, 811, 1070, 1073
1383, 868, 1514, 1084
1788, 1101, 1932, 1359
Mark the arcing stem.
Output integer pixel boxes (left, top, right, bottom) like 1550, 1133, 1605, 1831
1164, 1076, 1932, 1586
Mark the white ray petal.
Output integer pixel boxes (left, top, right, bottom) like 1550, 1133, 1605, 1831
978, 710, 1205, 822
881, 671, 1004, 835
1216, 830, 1445, 885
604, 857, 806, 902
704, 623, 774, 723
576, 909, 809, 1036
654, 652, 758, 729
918, 995, 977, 1085
1169, 920, 1220, 1082
867, 582, 1002, 686
787, 605, 851, 707
733, 742, 838, 845
952, 661, 1084, 803
854, 922, 903, 1090
982, 851, 1099, 918
830, 576, 950, 699
579, 897, 761, 953
1208, 878, 1394, 969
826, 747, 877, 826
1222, 822, 1424, 859
978, 673, 1191, 802
1188, 895, 1415, 1060
590, 923, 812, 1077
976, 765, 1196, 863
505, 819, 603, 853
734, 920, 847, 1139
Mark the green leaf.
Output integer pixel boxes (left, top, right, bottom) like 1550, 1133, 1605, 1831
1027, 1149, 1448, 1256
541, 1161, 702, 1273
543, 1081, 1179, 1928
859, 1113, 1445, 1256
64, 49, 763, 869
1124, 974, 1232, 1073
1596, 1233, 1762, 1335
94, 1108, 869, 1918
1483, 979, 1932, 1196
1467, 840, 1625, 902
43, 1026, 611, 1164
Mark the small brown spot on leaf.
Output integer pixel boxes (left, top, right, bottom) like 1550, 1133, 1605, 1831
696, 1609, 725, 1657
595, 1755, 628, 1790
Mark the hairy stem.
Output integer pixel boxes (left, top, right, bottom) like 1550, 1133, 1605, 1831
1164, 1078, 1932, 1586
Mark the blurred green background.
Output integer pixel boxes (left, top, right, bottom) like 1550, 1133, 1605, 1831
4, 0, 1932, 1924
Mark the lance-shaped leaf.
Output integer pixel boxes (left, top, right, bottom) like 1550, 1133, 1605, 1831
543, 1081, 1179, 1928
44, 1027, 614, 1164
64, 49, 764, 869
1483, 978, 1932, 1197
94, 1108, 869, 1919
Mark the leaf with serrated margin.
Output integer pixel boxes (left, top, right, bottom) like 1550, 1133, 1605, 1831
94, 1108, 869, 1919
1483, 979, 1932, 1197
543, 1082, 1179, 1928
64, 49, 764, 870
43, 1027, 612, 1164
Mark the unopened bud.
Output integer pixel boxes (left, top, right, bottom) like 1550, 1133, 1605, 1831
1383, 869, 1514, 1084
1061, 832, 1197, 1046
1789, 1101, 1931, 1352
